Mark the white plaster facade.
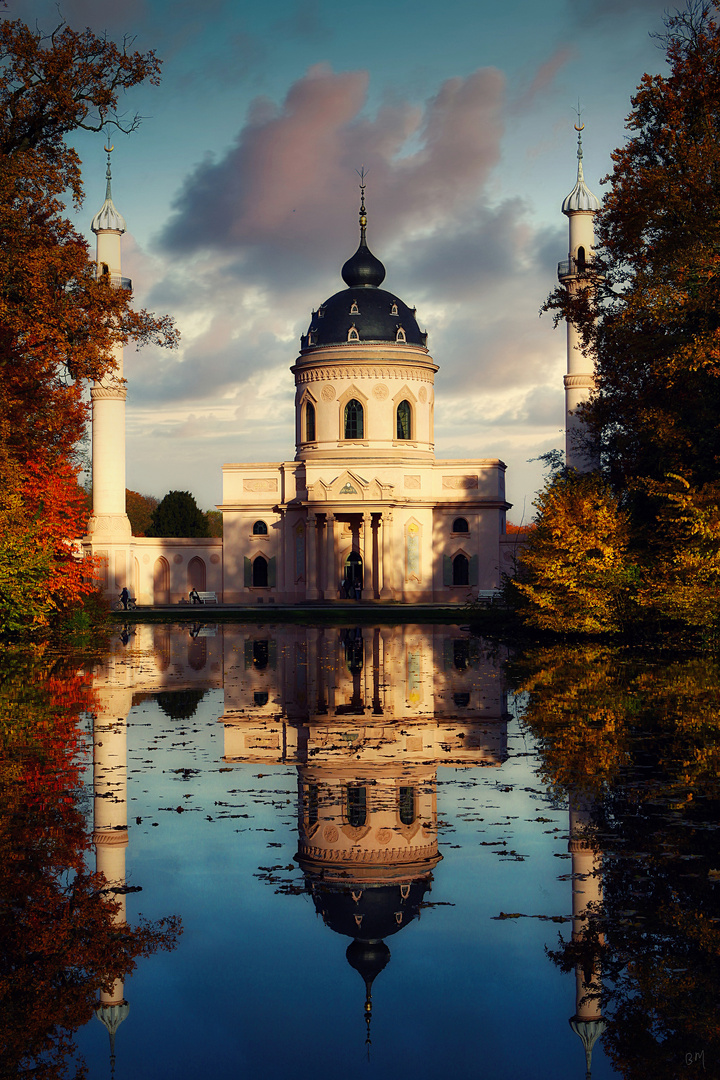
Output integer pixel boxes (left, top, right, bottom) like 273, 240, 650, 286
219, 191, 510, 604
83, 167, 512, 605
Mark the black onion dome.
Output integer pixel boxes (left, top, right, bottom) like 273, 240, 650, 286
300, 184, 428, 351
302, 288, 427, 349
342, 238, 386, 288
311, 880, 430, 941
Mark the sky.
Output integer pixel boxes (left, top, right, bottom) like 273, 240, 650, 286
16, 0, 671, 517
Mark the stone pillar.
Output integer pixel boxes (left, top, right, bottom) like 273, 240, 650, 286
326, 513, 337, 599
306, 513, 319, 600
381, 512, 395, 599
363, 513, 373, 598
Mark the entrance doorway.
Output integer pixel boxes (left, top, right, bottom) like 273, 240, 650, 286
343, 551, 363, 597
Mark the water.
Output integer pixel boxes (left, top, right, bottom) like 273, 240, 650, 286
3, 623, 718, 1079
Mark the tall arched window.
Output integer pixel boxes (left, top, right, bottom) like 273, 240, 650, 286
347, 785, 367, 827
399, 786, 416, 826
252, 520, 267, 535
344, 399, 364, 439
452, 553, 469, 586
396, 399, 412, 440
577, 245, 586, 270
253, 555, 268, 587
305, 401, 316, 442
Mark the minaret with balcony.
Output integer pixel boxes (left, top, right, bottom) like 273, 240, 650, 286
85, 144, 133, 596
558, 124, 601, 471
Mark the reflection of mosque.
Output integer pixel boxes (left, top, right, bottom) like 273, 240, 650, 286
89, 623, 604, 1073
221, 623, 509, 1044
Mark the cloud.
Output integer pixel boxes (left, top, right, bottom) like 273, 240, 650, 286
510, 46, 576, 114
158, 63, 506, 283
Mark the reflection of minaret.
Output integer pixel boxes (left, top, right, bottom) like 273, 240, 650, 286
568, 794, 605, 1080
93, 688, 133, 1075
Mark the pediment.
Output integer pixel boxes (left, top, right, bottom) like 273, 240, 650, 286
306, 471, 394, 502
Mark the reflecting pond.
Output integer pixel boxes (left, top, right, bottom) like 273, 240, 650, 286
2, 623, 719, 1079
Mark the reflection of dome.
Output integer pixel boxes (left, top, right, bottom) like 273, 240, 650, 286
310, 879, 430, 941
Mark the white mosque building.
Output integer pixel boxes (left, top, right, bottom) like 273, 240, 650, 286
83, 136, 598, 606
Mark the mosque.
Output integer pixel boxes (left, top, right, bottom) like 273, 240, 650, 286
82, 130, 599, 605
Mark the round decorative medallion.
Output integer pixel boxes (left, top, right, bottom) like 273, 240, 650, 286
210, 554, 221, 564
321, 385, 336, 402
376, 828, 393, 845
173, 554, 183, 564
372, 383, 389, 400
419, 386, 427, 403
323, 825, 339, 843
142, 554, 150, 564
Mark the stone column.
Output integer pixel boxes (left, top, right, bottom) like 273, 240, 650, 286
363, 512, 374, 598
380, 512, 394, 599
306, 513, 320, 600
326, 513, 337, 599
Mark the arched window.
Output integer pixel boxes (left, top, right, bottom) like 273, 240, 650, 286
344, 399, 364, 439
396, 399, 412, 440
453, 692, 471, 708
453, 517, 469, 533
305, 401, 316, 442
252, 639, 269, 669
452, 553, 469, 586
396, 326, 406, 343
252, 520, 268, 535
577, 245, 586, 270
253, 691, 268, 706
187, 556, 206, 591
348, 324, 359, 342
253, 555, 268, 587
399, 786, 415, 826
347, 785, 367, 828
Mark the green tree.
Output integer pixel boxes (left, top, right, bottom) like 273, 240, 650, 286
149, 491, 210, 538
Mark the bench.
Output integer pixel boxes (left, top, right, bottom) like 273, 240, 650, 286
476, 589, 501, 606
194, 591, 218, 605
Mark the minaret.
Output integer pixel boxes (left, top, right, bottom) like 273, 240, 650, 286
93, 686, 133, 1075
558, 120, 601, 472
568, 795, 605, 1079
86, 142, 132, 595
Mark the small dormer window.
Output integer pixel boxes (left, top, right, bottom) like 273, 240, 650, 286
396, 326, 406, 343
390, 302, 398, 316
317, 306, 325, 318
348, 324, 359, 342
350, 300, 359, 314
308, 331, 317, 346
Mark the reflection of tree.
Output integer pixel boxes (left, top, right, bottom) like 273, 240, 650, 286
156, 688, 207, 721
514, 645, 720, 1079
0, 654, 181, 1080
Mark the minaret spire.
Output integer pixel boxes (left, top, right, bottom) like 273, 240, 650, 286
558, 111, 601, 471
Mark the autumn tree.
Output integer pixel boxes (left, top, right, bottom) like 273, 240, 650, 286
125, 489, 159, 537
148, 491, 210, 538
0, 652, 181, 1079
536, 3, 720, 636
0, 18, 177, 638
511, 470, 634, 633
